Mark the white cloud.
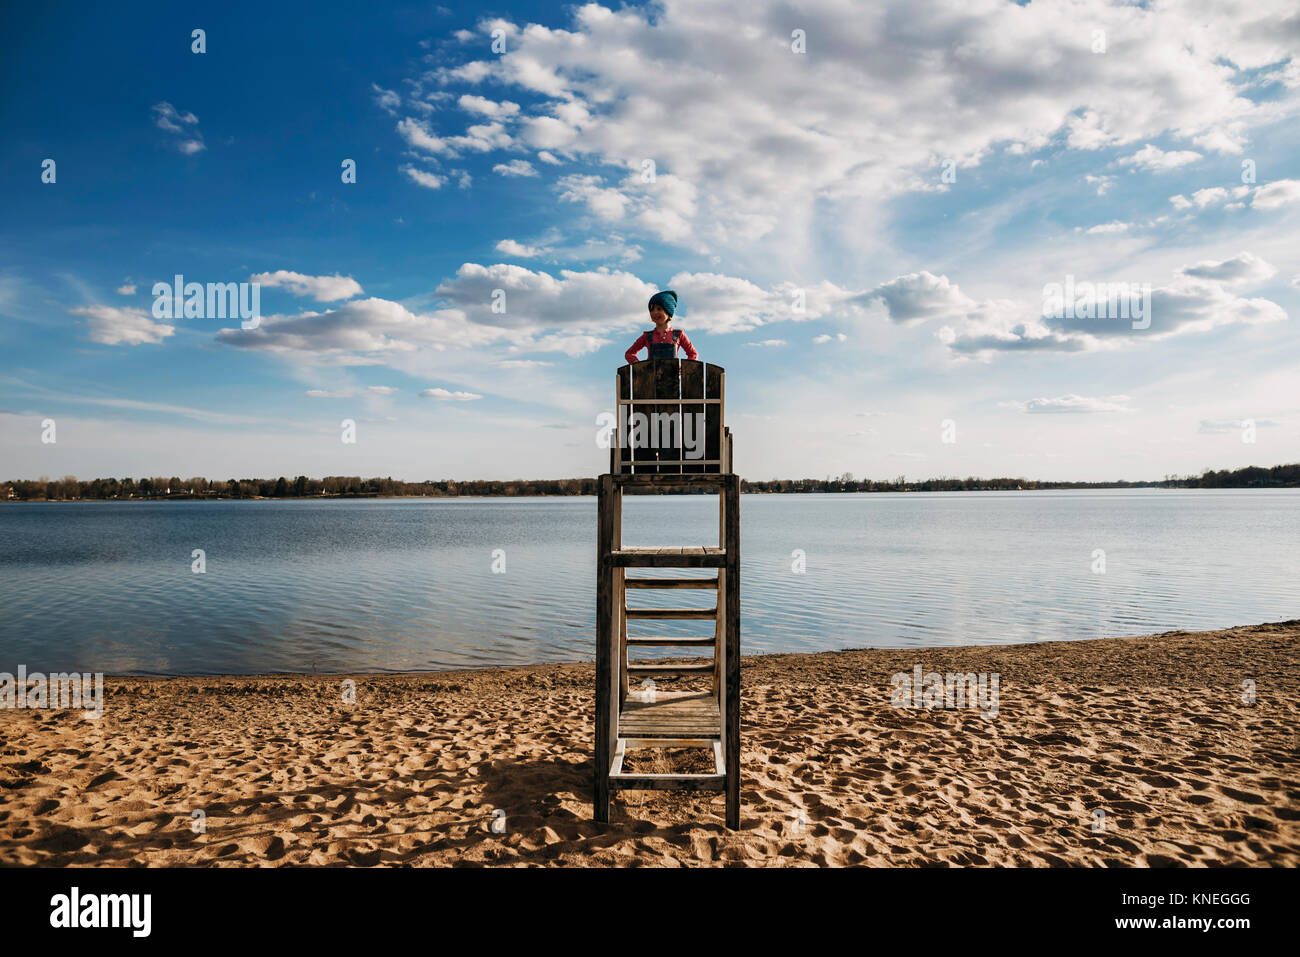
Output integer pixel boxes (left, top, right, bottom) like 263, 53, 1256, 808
459, 95, 520, 119
218, 264, 855, 368
1179, 252, 1276, 285
1172, 185, 1256, 212
865, 271, 975, 323
1085, 221, 1130, 234
151, 101, 197, 133
250, 271, 364, 302
116, 284, 136, 295
389, 0, 1299, 257
496, 239, 542, 257
1192, 129, 1247, 155
433, 264, 855, 338
72, 305, 175, 346
746, 339, 787, 347
397, 118, 454, 156
493, 159, 538, 177
537, 150, 562, 165
305, 385, 398, 398
1190, 187, 1230, 208
813, 332, 848, 343
556, 174, 630, 220
1085, 174, 1114, 196
401, 165, 445, 189
941, 264, 1288, 357
1198, 418, 1280, 434
420, 388, 482, 401
217, 297, 514, 358
1118, 144, 1201, 172
372, 84, 401, 115
660, 274, 854, 333
1004, 394, 1134, 414
1251, 179, 1300, 210
496, 233, 643, 264
151, 102, 204, 154
433, 263, 654, 332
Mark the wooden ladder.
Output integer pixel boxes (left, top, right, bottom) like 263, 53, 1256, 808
595, 473, 740, 828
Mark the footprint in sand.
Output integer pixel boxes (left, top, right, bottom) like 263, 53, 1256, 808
1216, 785, 1267, 805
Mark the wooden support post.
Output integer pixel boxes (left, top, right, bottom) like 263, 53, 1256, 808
713, 484, 724, 699
595, 474, 615, 823
616, 486, 628, 707
724, 472, 741, 830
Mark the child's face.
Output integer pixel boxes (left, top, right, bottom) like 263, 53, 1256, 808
649, 305, 670, 328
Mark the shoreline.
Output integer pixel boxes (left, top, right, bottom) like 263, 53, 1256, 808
6, 485, 1300, 505
2, 620, 1296, 866
11, 618, 1296, 681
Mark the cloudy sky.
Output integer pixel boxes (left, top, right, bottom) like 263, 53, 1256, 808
2, 0, 1298, 482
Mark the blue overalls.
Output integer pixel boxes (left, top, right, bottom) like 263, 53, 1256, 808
647, 329, 681, 360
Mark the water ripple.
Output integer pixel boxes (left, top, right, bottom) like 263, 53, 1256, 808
0, 490, 1296, 674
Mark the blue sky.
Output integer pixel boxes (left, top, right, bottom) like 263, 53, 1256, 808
2, 0, 1298, 482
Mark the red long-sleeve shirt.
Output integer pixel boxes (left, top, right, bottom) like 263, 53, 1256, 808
625, 328, 698, 363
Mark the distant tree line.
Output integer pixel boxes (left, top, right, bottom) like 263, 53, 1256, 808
1, 475, 600, 501
4, 462, 1297, 501
741, 463, 1300, 492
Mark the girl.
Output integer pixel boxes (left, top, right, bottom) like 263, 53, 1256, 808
624, 289, 698, 363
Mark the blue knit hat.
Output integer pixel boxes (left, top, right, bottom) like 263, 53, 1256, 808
648, 289, 678, 318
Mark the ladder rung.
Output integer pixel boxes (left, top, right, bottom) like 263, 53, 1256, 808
627, 662, 715, 675
624, 578, 718, 589
625, 607, 717, 619
626, 636, 716, 647
611, 547, 726, 568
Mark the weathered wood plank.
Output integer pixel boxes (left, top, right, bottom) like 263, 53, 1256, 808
595, 474, 615, 823
619, 691, 721, 737
616, 365, 631, 474
615, 488, 626, 707
654, 357, 682, 473
704, 363, 723, 474
610, 738, 627, 775
627, 662, 714, 676
625, 607, 718, 619
611, 547, 725, 568
630, 360, 658, 473
615, 729, 720, 740
620, 737, 718, 748
626, 636, 717, 646
724, 472, 741, 830
680, 359, 705, 474
624, 577, 718, 589
613, 473, 727, 486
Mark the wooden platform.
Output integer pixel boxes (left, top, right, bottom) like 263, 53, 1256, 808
612, 473, 728, 486
618, 690, 721, 739
610, 546, 725, 567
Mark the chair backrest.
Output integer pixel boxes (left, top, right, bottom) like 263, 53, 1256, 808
613, 359, 727, 474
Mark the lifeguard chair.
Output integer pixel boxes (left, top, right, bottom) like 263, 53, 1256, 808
594, 358, 740, 829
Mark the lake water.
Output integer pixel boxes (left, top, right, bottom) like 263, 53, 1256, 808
0, 490, 1296, 675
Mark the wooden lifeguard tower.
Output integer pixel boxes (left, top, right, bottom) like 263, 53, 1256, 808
594, 358, 740, 829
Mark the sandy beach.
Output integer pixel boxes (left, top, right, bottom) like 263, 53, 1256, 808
1, 620, 1296, 867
